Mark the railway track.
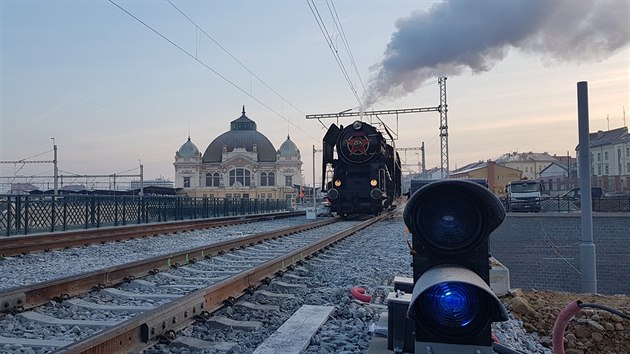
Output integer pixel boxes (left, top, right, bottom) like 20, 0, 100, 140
0, 210, 304, 256
0, 212, 393, 353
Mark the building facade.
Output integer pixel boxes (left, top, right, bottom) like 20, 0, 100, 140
173, 107, 303, 200
577, 127, 630, 192
449, 160, 522, 195
494, 152, 560, 180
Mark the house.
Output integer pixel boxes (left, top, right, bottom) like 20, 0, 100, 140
449, 160, 522, 195
494, 152, 559, 180
539, 162, 570, 195
576, 127, 630, 192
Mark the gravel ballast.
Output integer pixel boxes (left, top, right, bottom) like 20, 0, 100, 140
0, 217, 311, 291
147, 214, 552, 354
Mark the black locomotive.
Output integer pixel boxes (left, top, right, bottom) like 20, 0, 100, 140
322, 120, 401, 216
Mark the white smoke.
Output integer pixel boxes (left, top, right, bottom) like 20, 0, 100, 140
365, 0, 629, 106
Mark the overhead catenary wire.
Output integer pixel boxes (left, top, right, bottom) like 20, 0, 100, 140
306, 0, 363, 107
326, 0, 367, 96
108, 0, 321, 142
165, 0, 308, 119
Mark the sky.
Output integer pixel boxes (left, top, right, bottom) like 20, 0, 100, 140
1, 0, 629, 190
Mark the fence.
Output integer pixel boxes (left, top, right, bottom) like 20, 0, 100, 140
503, 196, 630, 213
0, 194, 289, 236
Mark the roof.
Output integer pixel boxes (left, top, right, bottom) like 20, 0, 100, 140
495, 152, 559, 163
230, 106, 257, 131
202, 107, 277, 163
539, 162, 568, 176
451, 161, 487, 174
177, 137, 201, 158
576, 127, 628, 149
277, 135, 300, 157
451, 160, 521, 175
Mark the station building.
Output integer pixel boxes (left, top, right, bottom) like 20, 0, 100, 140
173, 107, 303, 201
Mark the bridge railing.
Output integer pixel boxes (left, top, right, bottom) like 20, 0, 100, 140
0, 195, 289, 236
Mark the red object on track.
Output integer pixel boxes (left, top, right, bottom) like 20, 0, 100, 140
351, 287, 372, 302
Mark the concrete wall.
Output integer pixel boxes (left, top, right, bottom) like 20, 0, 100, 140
489, 213, 630, 295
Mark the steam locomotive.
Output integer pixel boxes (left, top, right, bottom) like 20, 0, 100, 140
322, 120, 401, 216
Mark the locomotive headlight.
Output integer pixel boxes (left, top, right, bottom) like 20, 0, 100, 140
334, 180, 342, 187
370, 179, 378, 187
352, 121, 362, 130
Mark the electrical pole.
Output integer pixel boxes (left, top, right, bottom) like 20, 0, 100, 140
52, 138, 58, 195
312, 145, 316, 207
577, 81, 597, 293
306, 77, 450, 177
139, 161, 144, 196
438, 77, 449, 178
421, 141, 426, 178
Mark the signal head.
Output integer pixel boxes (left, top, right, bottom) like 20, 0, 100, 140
403, 180, 508, 348
403, 180, 505, 254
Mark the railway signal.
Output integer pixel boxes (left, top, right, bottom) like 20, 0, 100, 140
403, 179, 508, 353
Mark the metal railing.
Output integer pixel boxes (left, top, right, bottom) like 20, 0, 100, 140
502, 196, 630, 213
0, 195, 289, 236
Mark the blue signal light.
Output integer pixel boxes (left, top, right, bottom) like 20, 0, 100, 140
424, 282, 479, 328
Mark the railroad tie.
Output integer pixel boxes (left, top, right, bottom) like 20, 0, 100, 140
64, 298, 154, 313
0, 335, 74, 348
169, 336, 238, 351
254, 290, 296, 299
235, 301, 280, 312
17, 311, 121, 328
99, 287, 182, 300
272, 281, 307, 289
205, 315, 263, 331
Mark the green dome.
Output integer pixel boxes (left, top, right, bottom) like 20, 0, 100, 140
278, 135, 299, 157
177, 137, 200, 158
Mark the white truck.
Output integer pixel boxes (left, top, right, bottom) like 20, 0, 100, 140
505, 180, 542, 212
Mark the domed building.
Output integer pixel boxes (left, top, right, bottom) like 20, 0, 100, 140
174, 107, 303, 201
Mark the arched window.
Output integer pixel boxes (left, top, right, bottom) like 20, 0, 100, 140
229, 168, 251, 187
267, 172, 275, 186
206, 172, 221, 187
260, 172, 268, 186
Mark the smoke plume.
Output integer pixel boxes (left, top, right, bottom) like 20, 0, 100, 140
365, 0, 629, 106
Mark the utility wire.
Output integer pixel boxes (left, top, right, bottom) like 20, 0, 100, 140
165, 0, 308, 118
306, 0, 362, 106
6, 149, 54, 162
326, 0, 366, 95
108, 0, 320, 142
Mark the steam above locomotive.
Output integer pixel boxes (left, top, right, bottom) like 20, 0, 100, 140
322, 120, 401, 216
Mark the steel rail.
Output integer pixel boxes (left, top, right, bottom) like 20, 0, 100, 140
0, 210, 304, 256
0, 216, 337, 312
52, 212, 393, 354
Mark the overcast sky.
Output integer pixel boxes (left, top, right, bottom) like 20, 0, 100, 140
1, 0, 628, 190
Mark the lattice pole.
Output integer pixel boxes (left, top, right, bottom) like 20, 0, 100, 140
438, 77, 449, 178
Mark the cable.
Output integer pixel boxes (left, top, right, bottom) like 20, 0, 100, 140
16, 149, 54, 162
165, 0, 308, 118
552, 300, 630, 354
326, 0, 366, 95
108, 0, 320, 142
579, 302, 630, 321
539, 221, 581, 275
306, 0, 362, 106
